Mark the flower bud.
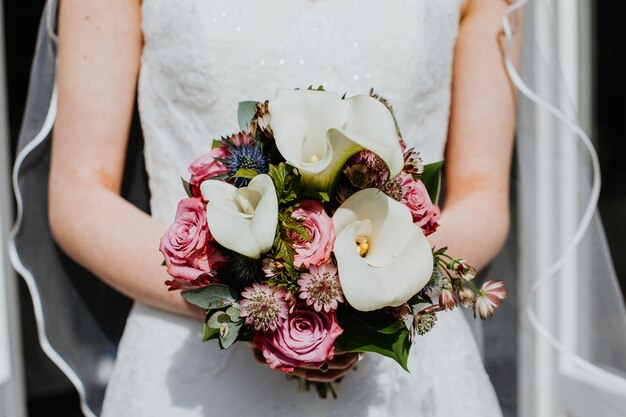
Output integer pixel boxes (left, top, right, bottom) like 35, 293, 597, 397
438, 287, 457, 311
455, 260, 477, 281
458, 286, 476, 307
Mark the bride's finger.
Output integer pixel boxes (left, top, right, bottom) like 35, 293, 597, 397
302, 367, 353, 383
326, 353, 359, 369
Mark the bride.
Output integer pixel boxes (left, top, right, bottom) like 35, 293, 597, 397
46, 0, 519, 415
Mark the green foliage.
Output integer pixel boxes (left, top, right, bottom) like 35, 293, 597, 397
181, 177, 193, 197
203, 321, 220, 342
182, 285, 238, 310
268, 163, 300, 205
420, 161, 444, 203
232, 168, 260, 183
237, 101, 258, 132
335, 311, 412, 372
203, 306, 244, 349
212, 139, 223, 149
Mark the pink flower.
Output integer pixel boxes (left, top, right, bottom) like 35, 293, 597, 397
458, 286, 477, 307
160, 198, 225, 283
297, 263, 344, 312
239, 283, 289, 332
399, 174, 440, 236
474, 280, 508, 319
344, 150, 389, 188
227, 131, 254, 147
188, 146, 228, 191
454, 260, 477, 281
438, 287, 457, 311
289, 200, 335, 269
261, 257, 284, 278
254, 305, 343, 372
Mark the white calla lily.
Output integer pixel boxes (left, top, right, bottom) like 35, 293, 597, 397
200, 174, 278, 259
332, 188, 433, 311
268, 88, 404, 191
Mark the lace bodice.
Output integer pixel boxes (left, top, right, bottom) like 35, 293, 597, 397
139, 0, 461, 224
101, 1, 503, 416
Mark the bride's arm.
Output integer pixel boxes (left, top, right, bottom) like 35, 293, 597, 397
428, 0, 522, 270
48, 0, 201, 318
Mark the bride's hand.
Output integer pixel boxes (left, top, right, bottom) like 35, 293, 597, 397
252, 348, 361, 383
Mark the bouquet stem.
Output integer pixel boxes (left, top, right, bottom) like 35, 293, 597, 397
288, 375, 339, 399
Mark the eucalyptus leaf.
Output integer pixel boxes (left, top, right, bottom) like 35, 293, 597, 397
207, 311, 230, 328
181, 285, 238, 310
181, 177, 193, 198
238, 101, 258, 132
219, 320, 243, 349
226, 306, 241, 320
420, 161, 444, 203
335, 317, 412, 371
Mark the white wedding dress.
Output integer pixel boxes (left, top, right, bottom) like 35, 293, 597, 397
101, 0, 503, 416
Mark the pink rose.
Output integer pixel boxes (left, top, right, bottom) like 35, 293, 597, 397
160, 198, 225, 282
188, 146, 228, 192
254, 305, 343, 372
400, 174, 440, 236
289, 200, 335, 269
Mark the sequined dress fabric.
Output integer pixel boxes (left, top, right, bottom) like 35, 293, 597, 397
101, 1, 503, 415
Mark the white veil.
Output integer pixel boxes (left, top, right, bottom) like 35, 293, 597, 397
505, 1, 626, 415
8, 1, 626, 416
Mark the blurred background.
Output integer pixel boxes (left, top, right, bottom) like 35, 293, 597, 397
0, 1, 624, 416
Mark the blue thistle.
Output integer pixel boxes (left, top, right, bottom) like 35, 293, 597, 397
223, 141, 269, 187
221, 252, 264, 290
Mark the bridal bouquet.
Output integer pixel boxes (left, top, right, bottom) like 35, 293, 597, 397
160, 87, 507, 396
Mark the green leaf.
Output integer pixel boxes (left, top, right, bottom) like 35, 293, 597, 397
219, 320, 243, 349
420, 161, 444, 203
226, 306, 241, 320
432, 246, 448, 257
238, 101, 258, 132
280, 209, 311, 242
212, 139, 223, 149
181, 285, 238, 310
181, 177, 193, 197
335, 315, 412, 371
233, 168, 259, 180
203, 322, 220, 342
268, 163, 289, 196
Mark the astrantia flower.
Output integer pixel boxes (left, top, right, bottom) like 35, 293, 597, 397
240, 283, 289, 332
403, 147, 424, 177
380, 175, 404, 202
458, 286, 477, 307
297, 263, 344, 312
474, 280, 508, 319
261, 257, 284, 278
438, 285, 457, 311
227, 132, 254, 148
454, 260, 477, 281
345, 150, 390, 189
410, 311, 437, 341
